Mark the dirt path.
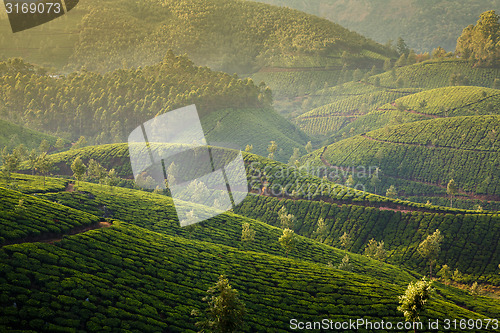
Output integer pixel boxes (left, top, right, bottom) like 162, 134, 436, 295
1, 221, 112, 247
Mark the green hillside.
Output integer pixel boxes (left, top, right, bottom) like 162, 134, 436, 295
297, 71, 500, 141
251, 0, 500, 53
0, 0, 394, 73
2, 221, 498, 332
309, 116, 500, 197
0, 56, 311, 162
0, 118, 62, 152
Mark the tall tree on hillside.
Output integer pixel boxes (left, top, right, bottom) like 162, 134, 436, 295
279, 228, 296, 258
456, 10, 500, 67
36, 152, 53, 187
267, 141, 277, 160
417, 229, 444, 278
241, 222, 256, 248
305, 141, 313, 154
71, 157, 87, 187
27, 149, 38, 176
39, 139, 50, 154
1, 147, 21, 185
278, 206, 295, 229
364, 238, 387, 262
446, 179, 457, 208
398, 278, 433, 333
396, 37, 409, 56
339, 231, 352, 252
314, 217, 327, 242
386, 185, 397, 198
192, 275, 246, 333
288, 148, 300, 166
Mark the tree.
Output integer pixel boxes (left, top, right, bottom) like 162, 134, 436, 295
456, 10, 500, 67
370, 172, 381, 194
72, 136, 87, 150
352, 68, 362, 81
36, 152, 53, 187
1, 147, 21, 185
470, 282, 483, 299
244, 144, 253, 152
314, 218, 327, 242
396, 37, 409, 56
432, 46, 447, 58
345, 175, 355, 188
87, 159, 107, 184
437, 264, 451, 284
288, 148, 300, 166
395, 53, 407, 67
336, 254, 352, 272
417, 229, 443, 278
279, 228, 296, 257
39, 139, 50, 153
305, 141, 313, 154
191, 275, 246, 333
27, 149, 38, 175
339, 232, 352, 252
277, 206, 295, 229
364, 238, 387, 262
407, 49, 417, 65
446, 179, 457, 208
71, 157, 87, 187
397, 278, 433, 333
383, 58, 392, 71
267, 141, 277, 160
106, 169, 119, 187
241, 222, 255, 246
54, 138, 65, 151
386, 185, 397, 198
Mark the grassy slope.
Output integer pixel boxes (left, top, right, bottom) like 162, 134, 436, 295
0, 118, 62, 151
2, 222, 498, 332
1, 175, 499, 332
0, 0, 393, 73
251, 0, 500, 52
310, 116, 500, 197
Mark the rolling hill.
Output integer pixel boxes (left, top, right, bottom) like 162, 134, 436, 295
0, 118, 63, 152
1, 172, 499, 331
0, 0, 395, 73
251, 0, 500, 53
297, 65, 500, 140
305, 116, 500, 199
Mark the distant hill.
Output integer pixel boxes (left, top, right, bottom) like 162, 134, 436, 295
307, 116, 500, 197
296, 62, 500, 140
251, 0, 500, 52
0, 118, 61, 151
0, 56, 311, 162
0, 0, 394, 73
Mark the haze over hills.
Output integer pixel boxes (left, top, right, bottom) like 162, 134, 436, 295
251, 0, 500, 52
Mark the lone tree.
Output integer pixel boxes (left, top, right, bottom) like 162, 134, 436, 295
279, 228, 296, 258
305, 141, 313, 154
314, 218, 327, 242
339, 231, 352, 252
71, 156, 87, 187
192, 275, 246, 333
446, 179, 457, 208
1, 147, 21, 185
364, 238, 387, 262
397, 278, 433, 333
417, 229, 444, 278
241, 222, 256, 247
386, 185, 397, 198
267, 141, 277, 160
35, 152, 53, 187
437, 264, 451, 284
277, 206, 295, 229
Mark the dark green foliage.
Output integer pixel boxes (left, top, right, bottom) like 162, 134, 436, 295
0, 186, 99, 245
318, 116, 500, 196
